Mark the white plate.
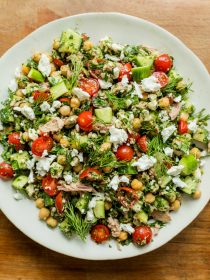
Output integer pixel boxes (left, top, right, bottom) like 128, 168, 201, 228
0, 12, 209, 260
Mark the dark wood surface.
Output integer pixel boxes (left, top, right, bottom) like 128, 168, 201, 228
0, 1, 210, 279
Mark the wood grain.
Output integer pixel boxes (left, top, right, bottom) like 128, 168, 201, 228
0, 1, 210, 279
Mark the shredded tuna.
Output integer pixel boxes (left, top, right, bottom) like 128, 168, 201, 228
93, 123, 111, 133
169, 103, 181, 120
151, 210, 171, 223
107, 217, 121, 237
39, 117, 64, 133
58, 182, 96, 192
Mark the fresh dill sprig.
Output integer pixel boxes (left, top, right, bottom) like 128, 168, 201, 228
148, 134, 164, 156
87, 148, 117, 168
106, 91, 127, 110
65, 202, 91, 241
194, 109, 210, 125
68, 54, 83, 91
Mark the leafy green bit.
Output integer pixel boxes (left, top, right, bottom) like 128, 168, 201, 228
0, 106, 14, 124
106, 91, 127, 110
87, 149, 117, 168
68, 54, 83, 91
148, 134, 164, 156
93, 96, 109, 108
26, 59, 38, 69
193, 109, 210, 125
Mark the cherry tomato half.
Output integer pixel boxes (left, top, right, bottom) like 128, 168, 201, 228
59, 97, 71, 105
132, 225, 152, 246
91, 224, 110, 243
178, 119, 188, 134
77, 111, 93, 132
55, 192, 64, 214
79, 78, 99, 97
116, 145, 134, 161
42, 175, 58, 197
8, 132, 21, 146
31, 136, 54, 157
154, 54, 173, 73
118, 63, 132, 82
137, 135, 148, 153
53, 58, 64, 67
0, 162, 14, 180
80, 168, 101, 181
153, 72, 169, 88
32, 90, 50, 102
117, 187, 138, 209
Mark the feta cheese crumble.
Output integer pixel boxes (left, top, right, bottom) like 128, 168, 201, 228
15, 66, 21, 78
121, 75, 129, 87
188, 120, 198, 133
163, 147, 174, 157
14, 106, 35, 120
72, 87, 90, 101
141, 76, 161, 92
105, 54, 120, 62
38, 53, 51, 77
132, 82, 143, 98
131, 155, 157, 172
98, 79, 112, 89
28, 128, 38, 140
172, 177, 187, 188
167, 165, 184, 176
36, 155, 56, 176
108, 175, 129, 191
109, 126, 128, 149
111, 43, 124, 51
0, 121, 3, 131
8, 79, 18, 92
174, 95, 182, 102
40, 101, 51, 112
113, 67, 120, 79
120, 223, 135, 234
63, 173, 73, 184
161, 125, 176, 143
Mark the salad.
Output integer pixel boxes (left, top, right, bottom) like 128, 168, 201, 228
0, 29, 209, 247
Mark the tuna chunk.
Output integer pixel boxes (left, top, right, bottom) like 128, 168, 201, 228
39, 117, 64, 133
151, 210, 171, 223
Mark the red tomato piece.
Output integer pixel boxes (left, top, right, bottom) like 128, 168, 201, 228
154, 54, 173, 73
127, 133, 141, 143
117, 187, 138, 208
153, 72, 169, 88
42, 175, 58, 197
77, 111, 93, 132
137, 135, 148, 153
178, 120, 188, 134
0, 162, 14, 180
132, 225, 152, 246
118, 63, 132, 82
32, 90, 50, 102
79, 78, 99, 97
81, 33, 89, 41
59, 97, 71, 105
116, 145, 134, 161
8, 132, 21, 146
31, 136, 54, 157
53, 58, 64, 67
91, 224, 110, 243
55, 192, 64, 214
80, 168, 101, 180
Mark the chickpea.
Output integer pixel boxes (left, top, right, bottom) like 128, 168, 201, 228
70, 97, 81, 108
180, 112, 189, 121
35, 198, 45, 209
39, 207, 50, 221
103, 166, 112, 173
21, 64, 30, 75
22, 131, 29, 142
60, 137, 70, 147
104, 201, 112, 210
57, 154, 67, 165
83, 40, 94, 51
170, 200, 181, 211
53, 133, 63, 142
100, 142, 112, 152
142, 92, 149, 100
190, 147, 201, 159
46, 217, 58, 228
19, 102, 30, 108
131, 179, 144, 191
158, 97, 170, 108
118, 231, 128, 241
50, 63, 57, 74
132, 118, 141, 130
50, 71, 61, 77
53, 38, 60, 50
73, 163, 83, 173
16, 89, 24, 98
193, 190, 201, 199
60, 65, 70, 77
144, 193, 155, 204
59, 105, 71, 117
45, 53, 53, 62
32, 52, 41, 62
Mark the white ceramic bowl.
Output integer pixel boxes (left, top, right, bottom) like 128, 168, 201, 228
0, 12, 209, 260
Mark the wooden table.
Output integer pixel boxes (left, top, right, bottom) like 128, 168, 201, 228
0, 1, 210, 279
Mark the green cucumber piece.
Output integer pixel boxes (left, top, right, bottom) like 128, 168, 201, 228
135, 210, 148, 224
28, 68, 45, 83
179, 154, 198, 175
132, 65, 151, 82
12, 175, 28, 190
50, 81, 68, 100
159, 175, 172, 188
76, 193, 91, 214
10, 151, 30, 170
134, 55, 154, 67
95, 107, 113, 124
93, 200, 105, 219
59, 29, 82, 53
182, 177, 198, 195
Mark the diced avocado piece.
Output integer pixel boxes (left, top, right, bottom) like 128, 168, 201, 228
93, 200, 105, 219
95, 107, 113, 124
12, 175, 28, 190
164, 190, 177, 203
134, 55, 154, 67
182, 177, 199, 195
59, 29, 82, 53
10, 151, 30, 170
154, 197, 169, 211
132, 65, 151, 82
76, 193, 91, 214
135, 210, 148, 224
50, 81, 68, 100
28, 68, 45, 83
159, 175, 172, 188
193, 127, 208, 144
179, 154, 198, 176
50, 162, 64, 178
